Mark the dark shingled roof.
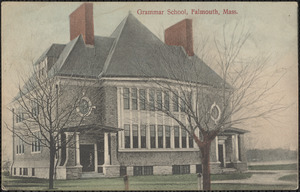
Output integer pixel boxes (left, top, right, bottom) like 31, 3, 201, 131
34, 44, 65, 66
224, 127, 249, 134
44, 13, 228, 87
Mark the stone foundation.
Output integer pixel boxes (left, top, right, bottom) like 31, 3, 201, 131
153, 165, 172, 175
66, 166, 82, 179
210, 162, 222, 174
103, 165, 120, 177
231, 162, 248, 172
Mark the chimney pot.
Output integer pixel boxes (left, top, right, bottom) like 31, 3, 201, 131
70, 3, 94, 45
164, 19, 194, 56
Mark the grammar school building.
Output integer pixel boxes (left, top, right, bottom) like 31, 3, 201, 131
11, 3, 248, 179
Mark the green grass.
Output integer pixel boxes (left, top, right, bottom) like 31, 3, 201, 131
211, 183, 298, 190
1, 172, 295, 191
211, 172, 252, 180
278, 174, 298, 182
248, 163, 297, 170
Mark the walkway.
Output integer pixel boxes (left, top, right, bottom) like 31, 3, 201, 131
212, 170, 297, 185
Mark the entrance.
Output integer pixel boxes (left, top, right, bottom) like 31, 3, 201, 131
80, 144, 95, 172
218, 144, 225, 167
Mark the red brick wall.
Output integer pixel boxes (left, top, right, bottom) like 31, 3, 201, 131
69, 3, 94, 45
164, 19, 194, 56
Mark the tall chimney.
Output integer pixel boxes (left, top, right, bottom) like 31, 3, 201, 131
69, 3, 94, 45
164, 19, 194, 56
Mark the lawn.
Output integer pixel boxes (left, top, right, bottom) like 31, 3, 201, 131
278, 174, 298, 182
248, 163, 297, 170
2, 172, 295, 191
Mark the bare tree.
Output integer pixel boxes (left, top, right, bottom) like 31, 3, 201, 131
6, 62, 102, 189
134, 22, 285, 190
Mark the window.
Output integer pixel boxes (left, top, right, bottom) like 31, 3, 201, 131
132, 124, 138, 148
189, 133, 194, 148
139, 89, 146, 110
156, 91, 162, 111
32, 168, 35, 176
180, 97, 186, 112
14, 168, 16, 175
143, 166, 153, 175
140, 125, 146, 148
196, 164, 202, 174
165, 126, 171, 148
16, 112, 24, 123
32, 132, 41, 152
174, 126, 180, 148
17, 137, 24, 154
172, 165, 190, 174
173, 93, 179, 112
149, 90, 155, 111
120, 166, 127, 176
164, 92, 169, 111
134, 166, 153, 176
124, 124, 130, 148
123, 88, 130, 109
157, 125, 163, 148
131, 88, 137, 110
32, 101, 39, 117
181, 129, 187, 148
133, 166, 143, 176
23, 168, 28, 176
19, 168, 22, 175
150, 125, 156, 148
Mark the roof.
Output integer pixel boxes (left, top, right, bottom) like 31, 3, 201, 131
34, 44, 65, 66
223, 127, 249, 134
14, 13, 230, 103
46, 13, 228, 88
63, 124, 123, 133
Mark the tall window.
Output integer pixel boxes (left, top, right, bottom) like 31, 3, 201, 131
23, 168, 28, 175
131, 88, 137, 110
149, 90, 155, 111
140, 125, 146, 148
32, 101, 39, 117
180, 96, 186, 112
139, 89, 146, 110
181, 129, 187, 148
132, 124, 138, 148
32, 132, 41, 152
165, 126, 171, 148
164, 92, 170, 111
32, 168, 35, 176
174, 126, 180, 148
17, 137, 24, 154
157, 125, 163, 148
189, 132, 194, 148
156, 91, 162, 111
124, 124, 130, 148
150, 125, 156, 148
173, 93, 179, 112
123, 88, 130, 110
16, 112, 24, 123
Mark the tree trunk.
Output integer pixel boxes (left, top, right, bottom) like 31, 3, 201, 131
49, 142, 56, 189
200, 142, 211, 191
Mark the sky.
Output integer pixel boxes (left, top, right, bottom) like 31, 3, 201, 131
2, 2, 298, 160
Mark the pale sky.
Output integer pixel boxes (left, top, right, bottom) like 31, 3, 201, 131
2, 2, 298, 160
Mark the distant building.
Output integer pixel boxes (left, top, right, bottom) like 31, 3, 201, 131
11, 3, 248, 179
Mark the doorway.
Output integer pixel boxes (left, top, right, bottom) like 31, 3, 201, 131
80, 144, 95, 172
218, 144, 225, 167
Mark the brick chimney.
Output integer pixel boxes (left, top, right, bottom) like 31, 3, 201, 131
69, 3, 94, 45
164, 19, 194, 56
